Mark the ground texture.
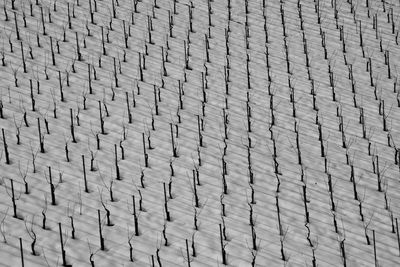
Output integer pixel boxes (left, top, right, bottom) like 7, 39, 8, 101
0, 0, 400, 266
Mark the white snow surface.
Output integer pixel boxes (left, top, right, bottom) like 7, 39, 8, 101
0, 0, 400, 266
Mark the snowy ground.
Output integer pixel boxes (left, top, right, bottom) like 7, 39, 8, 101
0, 0, 400, 266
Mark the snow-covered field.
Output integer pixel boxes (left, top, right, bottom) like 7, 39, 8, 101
0, 0, 400, 266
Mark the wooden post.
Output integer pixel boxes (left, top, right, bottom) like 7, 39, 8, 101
154, 85, 158, 115
168, 11, 173, 37
48, 166, 56, 205
70, 109, 76, 143
69, 216, 75, 239
50, 37, 55, 65
132, 195, 139, 236
10, 179, 17, 218
37, 118, 44, 153
373, 229, 377, 266
208, 0, 212, 27
147, 16, 152, 44
186, 239, 191, 267
20, 42, 26, 73
67, 3, 71, 29
101, 26, 106, 55
126, 92, 132, 123
114, 144, 120, 180
40, 6, 46, 35
197, 115, 203, 147
57, 71, 64, 102
29, 79, 35, 110
88, 64, 92, 94
170, 123, 177, 157
178, 82, 183, 109
396, 218, 400, 256
2, 129, 10, 164
113, 57, 118, 87
98, 210, 105, 250
123, 20, 128, 48
19, 237, 24, 267
219, 224, 227, 265
193, 170, 199, 207
59, 223, 67, 266
76, 32, 81, 61
88, 0, 94, 24
98, 101, 105, 134
142, 133, 148, 167
82, 155, 89, 193
163, 182, 170, 221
